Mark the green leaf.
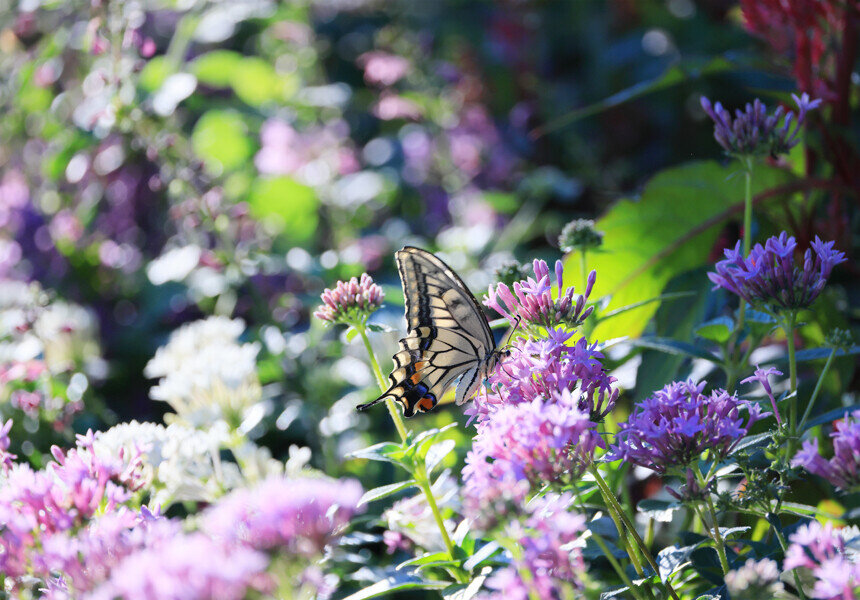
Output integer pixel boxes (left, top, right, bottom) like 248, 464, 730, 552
562, 161, 792, 341
348, 442, 409, 468
396, 551, 451, 570
247, 177, 318, 246
139, 56, 173, 92
597, 290, 696, 322
346, 328, 360, 342
689, 547, 724, 586
627, 337, 720, 363
442, 570, 489, 600
231, 57, 296, 106
533, 56, 736, 136
802, 404, 860, 432
341, 575, 449, 600
425, 439, 456, 475
367, 323, 394, 333
729, 432, 772, 455
695, 317, 734, 343
190, 50, 243, 87
638, 499, 682, 523
358, 480, 417, 506
657, 544, 699, 582
744, 308, 777, 337
463, 542, 502, 572
191, 110, 254, 174
765, 345, 860, 365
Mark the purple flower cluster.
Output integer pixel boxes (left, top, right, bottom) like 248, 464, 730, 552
784, 521, 860, 599
314, 273, 385, 325
203, 475, 364, 555
481, 494, 586, 599
485, 259, 596, 333
792, 410, 860, 492
0, 418, 15, 471
0, 428, 145, 579
468, 334, 618, 425
610, 380, 767, 474
700, 93, 821, 157
709, 232, 846, 312
88, 532, 270, 600
462, 390, 601, 524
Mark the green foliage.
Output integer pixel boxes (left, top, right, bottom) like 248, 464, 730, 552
191, 109, 255, 174
247, 176, 318, 246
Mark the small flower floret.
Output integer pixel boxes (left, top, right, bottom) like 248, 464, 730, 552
792, 410, 860, 492
314, 273, 384, 326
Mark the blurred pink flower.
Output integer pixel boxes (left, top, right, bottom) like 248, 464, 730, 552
358, 51, 411, 86
373, 94, 423, 121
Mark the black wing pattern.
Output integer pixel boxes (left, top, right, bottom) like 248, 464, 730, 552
356, 247, 495, 417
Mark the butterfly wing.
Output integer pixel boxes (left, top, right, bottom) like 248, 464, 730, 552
356, 247, 495, 417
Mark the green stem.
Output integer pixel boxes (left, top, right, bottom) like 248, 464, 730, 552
590, 467, 682, 600
798, 347, 837, 432
357, 326, 408, 443
742, 160, 754, 256
726, 161, 755, 393
602, 484, 645, 576
593, 531, 648, 600
580, 250, 588, 293
704, 495, 731, 574
771, 517, 809, 600
783, 314, 799, 456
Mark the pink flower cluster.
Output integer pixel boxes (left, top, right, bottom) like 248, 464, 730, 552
784, 521, 860, 599
485, 259, 595, 333
314, 273, 385, 325
792, 410, 860, 491
482, 493, 587, 599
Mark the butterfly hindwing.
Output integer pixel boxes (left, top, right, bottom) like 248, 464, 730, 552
356, 247, 497, 417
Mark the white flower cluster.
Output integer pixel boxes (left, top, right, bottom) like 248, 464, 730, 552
144, 316, 262, 427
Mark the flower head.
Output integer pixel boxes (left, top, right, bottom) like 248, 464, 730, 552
481, 493, 586, 599
791, 410, 860, 492
484, 258, 595, 334
0, 419, 15, 472
741, 366, 784, 426
610, 380, 766, 474
708, 232, 846, 313
463, 391, 601, 525
700, 93, 821, 158
558, 219, 603, 254
314, 273, 384, 326
784, 521, 860, 599
493, 259, 530, 288
202, 475, 363, 555
725, 558, 787, 599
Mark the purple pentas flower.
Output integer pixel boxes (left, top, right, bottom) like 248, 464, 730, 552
709, 232, 846, 313
480, 493, 586, 599
0, 418, 15, 471
462, 390, 601, 525
784, 521, 860, 599
609, 380, 767, 474
467, 335, 618, 425
792, 410, 860, 492
202, 475, 364, 555
741, 366, 784, 426
484, 258, 595, 333
700, 93, 822, 158
314, 273, 385, 326
87, 532, 271, 600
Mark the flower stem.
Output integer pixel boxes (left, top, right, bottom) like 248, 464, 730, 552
590, 466, 682, 600
798, 347, 837, 432
580, 250, 588, 293
783, 314, 799, 456
704, 495, 731, 574
592, 530, 649, 600
357, 326, 408, 443
770, 517, 809, 600
742, 159, 754, 256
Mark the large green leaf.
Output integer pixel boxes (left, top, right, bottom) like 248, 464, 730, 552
564, 161, 792, 341
247, 176, 318, 246
191, 110, 254, 174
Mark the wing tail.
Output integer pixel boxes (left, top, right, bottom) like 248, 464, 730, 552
355, 395, 388, 411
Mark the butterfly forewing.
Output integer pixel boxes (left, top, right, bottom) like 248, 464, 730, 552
356, 247, 497, 417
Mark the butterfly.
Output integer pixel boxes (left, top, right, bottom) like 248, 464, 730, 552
356, 246, 509, 417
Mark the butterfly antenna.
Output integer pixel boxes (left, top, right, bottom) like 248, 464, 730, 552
501, 315, 522, 350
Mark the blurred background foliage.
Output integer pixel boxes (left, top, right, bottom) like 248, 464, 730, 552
0, 0, 856, 492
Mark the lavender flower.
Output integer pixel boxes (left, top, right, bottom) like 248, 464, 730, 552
792, 410, 860, 492
0, 418, 15, 471
88, 532, 270, 600
463, 390, 601, 524
784, 521, 860, 599
708, 232, 846, 312
741, 366, 784, 426
725, 558, 787, 599
609, 380, 767, 474
484, 259, 595, 333
202, 475, 364, 555
314, 273, 385, 326
481, 493, 586, 599
700, 93, 822, 158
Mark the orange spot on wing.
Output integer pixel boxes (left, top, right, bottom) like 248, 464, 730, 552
410, 360, 425, 384
418, 396, 435, 412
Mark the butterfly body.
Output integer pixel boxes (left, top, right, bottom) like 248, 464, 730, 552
356, 247, 504, 417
